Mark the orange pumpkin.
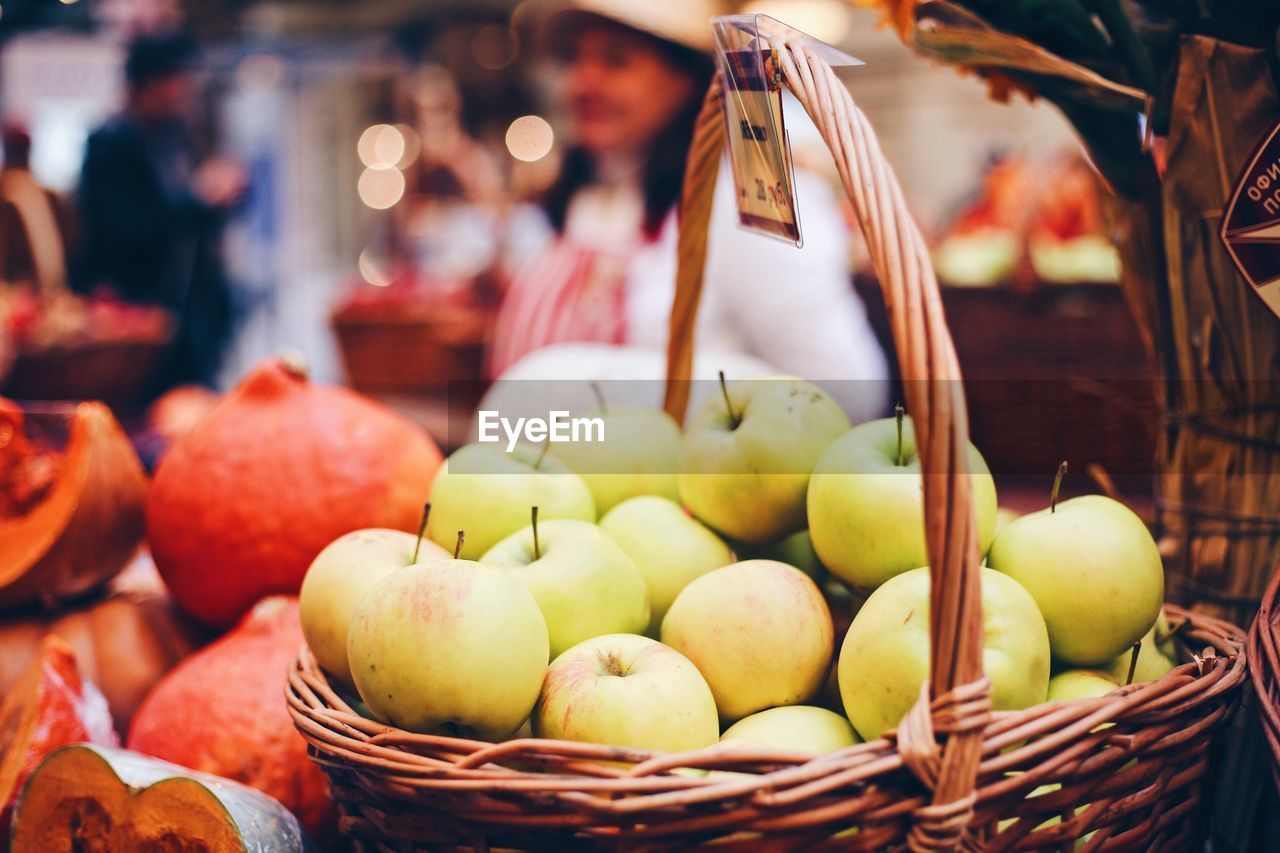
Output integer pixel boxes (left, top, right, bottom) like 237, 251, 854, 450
0, 558, 207, 735
127, 596, 336, 840
0, 400, 147, 611
146, 356, 443, 628
0, 635, 117, 832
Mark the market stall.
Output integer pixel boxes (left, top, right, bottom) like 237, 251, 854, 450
1, 1, 1275, 851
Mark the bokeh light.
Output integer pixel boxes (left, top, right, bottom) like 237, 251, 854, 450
471, 24, 519, 71
357, 167, 406, 210
393, 124, 420, 169
235, 53, 285, 92
358, 248, 393, 287
357, 124, 405, 170
505, 115, 554, 163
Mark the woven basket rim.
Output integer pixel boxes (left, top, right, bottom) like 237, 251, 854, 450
289, 603, 1245, 846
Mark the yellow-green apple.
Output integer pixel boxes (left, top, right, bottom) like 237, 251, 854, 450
549, 401, 681, 514
299, 527, 448, 686
480, 517, 649, 658
838, 566, 1049, 739
987, 494, 1163, 666
736, 529, 828, 585
1103, 612, 1176, 684
677, 376, 850, 544
807, 414, 998, 592
533, 633, 719, 752
661, 560, 833, 721
598, 496, 733, 635
427, 442, 595, 560
719, 706, 859, 755
347, 558, 549, 738
1046, 669, 1118, 702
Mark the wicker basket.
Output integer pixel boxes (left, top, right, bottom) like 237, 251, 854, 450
3, 335, 169, 412
331, 299, 487, 395
288, 41, 1247, 851
1248, 568, 1280, 792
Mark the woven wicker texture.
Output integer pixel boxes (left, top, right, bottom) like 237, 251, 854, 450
288, 39, 1247, 851
1248, 567, 1280, 792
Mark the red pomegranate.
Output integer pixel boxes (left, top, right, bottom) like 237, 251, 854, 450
146, 356, 442, 628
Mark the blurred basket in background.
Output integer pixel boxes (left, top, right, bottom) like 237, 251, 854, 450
331, 283, 488, 398
1, 289, 173, 412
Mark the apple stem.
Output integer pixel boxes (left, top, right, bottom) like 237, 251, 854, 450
412, 502, 431, 564
1125, 640, 1141, 686
590, 382, 608, 414
1050, 460, 1068, 513
894, 403, 906, 467
531, 506, 541, 560
534, 439, 551, 470
453, 531, 465, 560
719, 371, 740, 429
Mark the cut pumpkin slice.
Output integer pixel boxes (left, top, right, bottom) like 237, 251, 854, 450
0, 635, 116, 831
11, 744, 309, 852
0, 401, 148, 610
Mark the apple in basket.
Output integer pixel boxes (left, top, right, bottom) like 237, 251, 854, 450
598, 495, 733, 636
719, 706, 860, 756
346, 552, 549, 739
661, 560, 833, 722
1046, 670, 1119, 702
678, 375, 850, 545
427, 442, 595, 561
807, 408, 999, 593
987, 465, 1164, 666
299, 518, 449, 688
479, 512, 649, 659
534, 634, 720, 754
838, 566, 1050, 740
1104, 612, 1176, 685
548, 388, 683, 515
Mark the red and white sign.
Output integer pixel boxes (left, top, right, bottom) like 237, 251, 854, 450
1222, 120, 1280, 322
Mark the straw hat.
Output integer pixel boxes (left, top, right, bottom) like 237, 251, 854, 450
542, 0, 725, 55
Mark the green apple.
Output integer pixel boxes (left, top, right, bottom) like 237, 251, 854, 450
549, 403, 681, 514
479, 518, 649, 658
838, 566, 1049, 740
807, 415, 998, 592
1103, 612, 1176, 685
987, 494, 1163, 666
1046, 669, 1118, 702
736, 530, 827, 586
678, 376, 850, 544
534, 633, 719, 753
347, 558, 549, 738
661, 560, 833, 721
598, 496, 733, 635
428, 442, 595, 560
719, 706, 859, 755
299, 527, 449, 687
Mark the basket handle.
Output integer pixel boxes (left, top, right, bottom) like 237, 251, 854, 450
663, 45, 988, 851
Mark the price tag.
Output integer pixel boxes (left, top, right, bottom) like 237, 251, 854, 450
711, 15, 862, 246
1222, 119, 1280, 322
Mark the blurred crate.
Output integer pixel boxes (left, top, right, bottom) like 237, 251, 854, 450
856, 278, 1159, 486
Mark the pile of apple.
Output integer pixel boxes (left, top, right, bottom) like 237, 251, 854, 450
298, 376, 1172, 760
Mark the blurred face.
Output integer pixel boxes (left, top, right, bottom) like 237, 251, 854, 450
131, 73, 194, 121
564, 24, 698, 156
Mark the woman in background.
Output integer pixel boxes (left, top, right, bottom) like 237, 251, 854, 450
488, 0, 888, 422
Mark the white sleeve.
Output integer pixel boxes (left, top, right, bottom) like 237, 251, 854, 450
704, 166, 890, 423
